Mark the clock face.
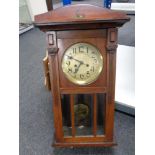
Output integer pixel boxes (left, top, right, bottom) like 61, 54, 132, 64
61, 43, 103, 85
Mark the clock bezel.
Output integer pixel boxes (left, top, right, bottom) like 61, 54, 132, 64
61, 42, 103, 86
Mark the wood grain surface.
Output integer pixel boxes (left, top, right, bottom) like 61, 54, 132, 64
34, 4, 130, 31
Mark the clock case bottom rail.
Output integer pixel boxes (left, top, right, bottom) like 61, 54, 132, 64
52, 135, 117, 148
52, 141, 117, 148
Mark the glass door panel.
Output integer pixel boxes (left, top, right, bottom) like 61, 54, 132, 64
74, 94, 93, 136
61, 94, 72, 136
97, 93, 106, 135
61, 93, 106, 137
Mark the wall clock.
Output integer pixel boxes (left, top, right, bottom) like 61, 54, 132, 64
35, 4, 130, 147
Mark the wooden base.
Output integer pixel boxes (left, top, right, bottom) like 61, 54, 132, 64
52, 140, 117, 148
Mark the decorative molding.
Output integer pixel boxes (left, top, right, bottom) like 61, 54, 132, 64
48, 47, 59, 56
106, 28, 118, 53
107, 45, 118, 53
46, 31, 57, 48
46, 31, 58, 56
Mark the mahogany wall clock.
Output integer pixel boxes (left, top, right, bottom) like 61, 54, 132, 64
35, 4, 130, 147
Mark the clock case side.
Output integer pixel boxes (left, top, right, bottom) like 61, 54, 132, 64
106, 28, 118, 141
47, 31, 64, 143
46, 28, 118, 147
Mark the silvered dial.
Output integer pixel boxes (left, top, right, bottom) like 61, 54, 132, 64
61, 43, 103, 85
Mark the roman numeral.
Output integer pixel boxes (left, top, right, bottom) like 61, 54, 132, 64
79, 46, 84, 53
86, 47, 89, 54
73, 48, 76, 54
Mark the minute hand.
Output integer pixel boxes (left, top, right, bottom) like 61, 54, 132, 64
66, 55, 84, 64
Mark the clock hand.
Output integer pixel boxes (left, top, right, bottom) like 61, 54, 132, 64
65, 55, 89, 73
65, 55, 84, 64
74, 62, 82, 73
74, 62, 90, 74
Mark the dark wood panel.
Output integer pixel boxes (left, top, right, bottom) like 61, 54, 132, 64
64, 135, 107, 143
105, 28, 117, 141
35, 4, 130, 26
36, 22, 127, 31
60, 87, 107, 94
47, 28, 117, 145
53, 141, 116, 147
105, 52, 116, 141
57, 37, 107, 89
106, 28, 118, 53
48, 54, 63, 142
57, 29, 106, 39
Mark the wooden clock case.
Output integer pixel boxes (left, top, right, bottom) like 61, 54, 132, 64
35, 4, 130, 147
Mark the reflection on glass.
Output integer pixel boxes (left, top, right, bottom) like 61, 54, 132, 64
97, 93, 106, 135
61, 94, 72, 136
74, 94, 93, 136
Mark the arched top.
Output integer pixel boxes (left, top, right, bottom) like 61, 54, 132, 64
35, 4, 130, 30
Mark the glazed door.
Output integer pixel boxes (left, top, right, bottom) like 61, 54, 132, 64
60, 93, 109, 142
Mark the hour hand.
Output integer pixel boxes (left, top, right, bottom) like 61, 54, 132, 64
74, 63, 82, 73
